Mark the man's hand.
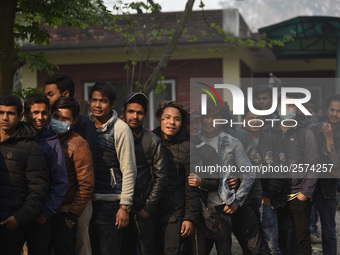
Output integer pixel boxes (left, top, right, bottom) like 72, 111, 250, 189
181, 220, 194, 237
188, 173, 202, 187
36, 214, 47, 224
116, 208, 129, 229
297, 193, 308, 201
138, 209, 150, 218
323, 123, 335, 152
1, 216, 20, 229
65, 218, 75, 229
227, 177, 239, 189
323, 122, 333, 138
223, 202, 239, 215
261, 197, 271, 205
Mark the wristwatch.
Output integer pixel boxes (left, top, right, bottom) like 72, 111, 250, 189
119, 204, 132, 213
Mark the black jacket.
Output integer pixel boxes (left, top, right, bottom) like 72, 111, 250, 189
133, 128, 168, 213
0, 122, 49, 225
264, 121, 318, 199
153, 127, 200, 223
309, 122, 339, 199
191, 136, 219, 193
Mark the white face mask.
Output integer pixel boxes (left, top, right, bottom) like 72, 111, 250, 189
50, 118, 71, 135
279, 108, 296, 120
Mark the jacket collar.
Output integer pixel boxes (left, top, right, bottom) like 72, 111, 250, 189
90, 110, 118, 133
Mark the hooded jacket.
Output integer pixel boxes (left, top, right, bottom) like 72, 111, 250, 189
0, 122, 49, 225
153, 127, 200, 223
36, 127, 68, 219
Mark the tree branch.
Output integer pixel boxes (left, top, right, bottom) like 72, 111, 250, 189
142, 0, 195, 95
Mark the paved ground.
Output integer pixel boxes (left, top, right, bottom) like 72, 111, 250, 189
209, 207, 340, 255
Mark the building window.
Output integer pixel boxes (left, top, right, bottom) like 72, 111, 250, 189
84, 79, 176, 129
148, 80, 176, 130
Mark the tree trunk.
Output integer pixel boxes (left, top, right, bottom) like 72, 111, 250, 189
142, 0, 195, 95
0, 0, 18, 97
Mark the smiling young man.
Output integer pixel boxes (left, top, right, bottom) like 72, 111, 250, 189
88, 81, 137, 255
152, 101, 200, 255
0, 95, 49, 255
49, 97, 94, 255
120, 92, 167, 255
23, 94, 68, 255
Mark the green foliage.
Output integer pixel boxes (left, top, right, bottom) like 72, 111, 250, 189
13, 86, 43, 101
210, 22, 295, 48
155, 76, 166, 93
199, 0, 205, 8
14, 0, 113, 73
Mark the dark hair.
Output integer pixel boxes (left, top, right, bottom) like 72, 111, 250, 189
156, 101, 187, 122
0, 95, 22, 115
253, 85, 272, 99
326, 94, 340, 110
24, 93, 50, 114
204, 96, 232, 120
90, 81, 117, 103
243, 103, 262, 119
45, 73, 75, 97
51, 96, 80, 119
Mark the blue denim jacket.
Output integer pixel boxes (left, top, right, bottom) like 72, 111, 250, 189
200, 131, 255, 207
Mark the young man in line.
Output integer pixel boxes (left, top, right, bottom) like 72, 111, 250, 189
184, 107, 220, 255
23, 93, 68, 255
0, 95, 49, 255
89, 81, 137, 255
309, 94, 340, 255
50, 97, 94, 255
264, 93, 319, 255
44, 73, 96, 255
153, 101, 200, 255
121, 92, 168, 255
198, 101, 263, 255
242, 104, 286, 255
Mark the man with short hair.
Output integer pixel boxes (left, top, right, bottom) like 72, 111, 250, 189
265, 93, 318, 255
50, 96, 94, 255
153, 101, 200, 255
309, 94, 340, 255
242, 104, 285, 255
0, 95, 49, 255
44, 73, 96, 255
89, 81, 137, 255
121, 92, 167, 255
23, 93, 68, 254
253, 85, 273, 111
199, 100, 261, 255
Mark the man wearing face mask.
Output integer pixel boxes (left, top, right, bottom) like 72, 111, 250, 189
49, 96, 94, 255
264, 93, 318, 255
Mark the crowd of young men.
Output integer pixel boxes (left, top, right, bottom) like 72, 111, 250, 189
0, 74, 339, 255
